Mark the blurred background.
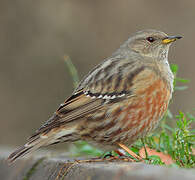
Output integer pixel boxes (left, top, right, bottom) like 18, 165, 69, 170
0, 0, 194, 150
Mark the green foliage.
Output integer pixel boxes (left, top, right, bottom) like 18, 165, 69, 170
72, 141, 102, 157
171, 64, 190, 91
139, 112, 195, 168
145, 155, 165, 165
173, 112, 195, 167
64, 55, 79, 88
64, 58, 195, 168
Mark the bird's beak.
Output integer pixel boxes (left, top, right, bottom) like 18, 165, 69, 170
162, 36, 182, 44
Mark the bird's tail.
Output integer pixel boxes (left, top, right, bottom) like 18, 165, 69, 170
7, 135, 51, 164
7, 126, 78, 164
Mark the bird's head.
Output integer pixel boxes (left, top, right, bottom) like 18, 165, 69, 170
128, 29, 182, 61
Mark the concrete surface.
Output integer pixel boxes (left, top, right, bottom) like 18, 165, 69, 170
1, 148, 195, 180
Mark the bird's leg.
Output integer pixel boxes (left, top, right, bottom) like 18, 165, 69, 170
117, 143, 143, 161
141, 138, 149, 159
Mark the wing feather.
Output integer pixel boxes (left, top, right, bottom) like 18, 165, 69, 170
30, 91, 105, 138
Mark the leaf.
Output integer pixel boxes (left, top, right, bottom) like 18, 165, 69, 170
175, 86, 188, 91
171, 64, 178, 74
64, 55, 80, 88
175, 78, 190, 83
163, 124, 174, 132
167, 109, 173, 119
139, 147, 174, 165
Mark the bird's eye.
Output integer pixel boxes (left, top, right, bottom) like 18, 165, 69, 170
146, 37, 155, 43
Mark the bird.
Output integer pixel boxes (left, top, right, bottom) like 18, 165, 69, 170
7, 29, 182, 163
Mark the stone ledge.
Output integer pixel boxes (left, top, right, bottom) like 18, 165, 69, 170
1, 147, 195, 180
